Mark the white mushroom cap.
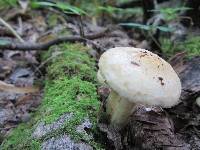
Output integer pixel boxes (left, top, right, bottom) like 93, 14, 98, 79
97, 70, 106, 85
196, 97, 200, 107
98, 47, 181, 108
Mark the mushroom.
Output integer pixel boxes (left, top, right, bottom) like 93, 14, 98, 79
98, 47, 181, 128
196, 97, 200, 107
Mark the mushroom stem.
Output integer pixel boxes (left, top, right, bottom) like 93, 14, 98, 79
106, 90, 135, 127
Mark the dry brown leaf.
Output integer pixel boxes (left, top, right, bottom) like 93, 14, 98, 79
0, 80, 39, 93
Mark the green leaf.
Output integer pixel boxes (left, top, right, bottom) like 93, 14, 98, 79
33, 1, 56, 7
156, 26, 174, 32
0, 39, 11, 45
119, 23, 150, 30
150, 7, 192, 13
34, 1, 87, 16
98, 6, 118, 14
119, 23, 174, 32
149, 7, 192, 21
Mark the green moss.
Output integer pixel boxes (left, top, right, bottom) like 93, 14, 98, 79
181, 36, 200, 58
161, 36, 200, 59
1, 122, 41, 150
1, 43, 102, 149
40, 77, 99, 124
42, 43, 96, 82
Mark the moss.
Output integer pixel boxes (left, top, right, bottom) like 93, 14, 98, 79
161, 36, 200, 59
181, 36, 200, 58
39, 77, 99, 125
42, 43, 96, 82
1, 122, 41, 150
1, 43, 102, 149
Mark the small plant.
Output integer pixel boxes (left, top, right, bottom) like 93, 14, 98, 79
161, 36, 200, 58
98, 6, 120, 15
150, 7, 192, 21
98, 6, 142, 16
0, 0, 18, 9
119, 22, 174, 32
160, 38, 174, 58
32, 1, 87, 16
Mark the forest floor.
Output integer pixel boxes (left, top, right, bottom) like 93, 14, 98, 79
0, 0, 200, 149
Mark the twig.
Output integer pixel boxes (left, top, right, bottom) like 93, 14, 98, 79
0, 17, 24, 43
0, 36, 85, 50
149, 32, 162, 50
0, 28, 110, 51
78, 16, 85, 37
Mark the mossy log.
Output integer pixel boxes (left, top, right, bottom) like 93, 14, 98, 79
1, 43, 102, 150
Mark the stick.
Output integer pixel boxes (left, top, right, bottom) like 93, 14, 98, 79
0, 17, 25, 43
0, 28, 110, 51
